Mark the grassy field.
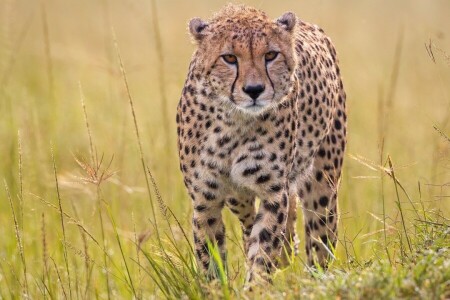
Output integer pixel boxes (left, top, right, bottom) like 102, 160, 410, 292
1, 0, 449, 298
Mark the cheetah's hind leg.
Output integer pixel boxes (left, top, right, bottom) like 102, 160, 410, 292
279, 193, 300, 267
299, 129, 345, 269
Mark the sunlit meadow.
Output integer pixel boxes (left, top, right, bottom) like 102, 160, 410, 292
0, 0, 449, 298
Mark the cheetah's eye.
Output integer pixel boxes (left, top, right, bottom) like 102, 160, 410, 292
222, 54, 238, 65
265, 51, 279, 62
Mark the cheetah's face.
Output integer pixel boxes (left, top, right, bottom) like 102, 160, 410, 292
189, 11, 298, 115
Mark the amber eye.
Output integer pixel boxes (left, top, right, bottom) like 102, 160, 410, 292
222, 54, 238, 64
265, 51, 279, 62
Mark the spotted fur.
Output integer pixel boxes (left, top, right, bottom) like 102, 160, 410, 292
176, 4, 347, 283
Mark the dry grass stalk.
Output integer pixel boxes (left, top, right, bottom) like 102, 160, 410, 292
41, 213, 49, 298
104, 203, 137, 296
51, 144, 72, 299
112, 28, 161, 246
150, 0, 172, 150
79, 83, 96, 165
4, 259, 24, 294
50, 257, 68, 299
78, 81, 111, 299
425, 40, 450, 187
18, 131, 24, 230
96, 187, 111, 300
32, 193, 100, 247
73, 154, 115, 186
63, 241, 95, 268
39, 0, 54, 102
350, 154, 422, 219
145, 166, 194, 254
387, 156, 413, 254
433, 125, 450, 144
425, 39, 450, 66
4, 180, 29, 296
147, 166, 168, 219
132, 212, 143, 299
69, 201, 91, 291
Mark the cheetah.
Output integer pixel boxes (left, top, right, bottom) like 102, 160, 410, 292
176, 4, 347, 283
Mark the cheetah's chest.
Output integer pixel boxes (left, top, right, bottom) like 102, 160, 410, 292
199, 117, 296, 195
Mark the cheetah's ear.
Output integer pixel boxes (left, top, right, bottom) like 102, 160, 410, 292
189, 18, 208, 42
276, 12, 296, 32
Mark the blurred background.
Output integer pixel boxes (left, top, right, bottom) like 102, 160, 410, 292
0, 0, 449, 296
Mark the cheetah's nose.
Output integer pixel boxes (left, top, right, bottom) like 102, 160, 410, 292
243, 84, 265, 100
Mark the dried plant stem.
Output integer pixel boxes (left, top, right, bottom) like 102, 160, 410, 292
112, 29, 161, 245
146, 166, 193, 254
425, 39, 450, 187
70, 201, 91, 292
378, 140, 392, 265
78, 87, 116, 299
433, 125, 450, 144
51, 144, 72, 299
80, 84, 112, 299
97, 187, 111, 300
103, 198, 137, 297
41, 213, 50, 298
132, 212, 143, 300
33, 193, 100, 247
150, 0, 171, 151
18, 131, 24, 230
39, 0, 54, 102
4, 180, 29, 296
377, 29, 403, 144
377, 87, 390, 264
79, 83, 96, 166
387, 156, 412, 254
50, 257, 68, 299
385, 29, 403, 111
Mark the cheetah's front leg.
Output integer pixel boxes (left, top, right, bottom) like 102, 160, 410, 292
226, 195, 256, 254
187, 174, 228, 279
246, 189, 289, 283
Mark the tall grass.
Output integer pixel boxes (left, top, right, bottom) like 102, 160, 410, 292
4, 180, 28, 297
51, 144, 73, 299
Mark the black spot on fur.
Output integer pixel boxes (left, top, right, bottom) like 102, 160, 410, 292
256, 174, 271, 184
319, 196, 329, 207
243, 165, 261, 176
203, 191, 216, 201
259, 229, 271, 242
269, 184, 282, 193
263, 201, 280, 214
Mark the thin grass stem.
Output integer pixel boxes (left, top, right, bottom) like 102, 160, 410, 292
150, 0, 172, 152
112, 29, 162, 247
387, 156, 413, 254
4, 180, 29, 297
103, 201, 137, 297
51, 144, 72, 299
50, 257, 68, 299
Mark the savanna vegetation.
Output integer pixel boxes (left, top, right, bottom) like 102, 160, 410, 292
0, 0, 449, 298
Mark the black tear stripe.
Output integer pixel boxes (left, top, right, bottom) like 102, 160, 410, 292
229, 40, 239, 103
249, 31, 254, 62
265, 63, 275, 100
230, 62, 239, 103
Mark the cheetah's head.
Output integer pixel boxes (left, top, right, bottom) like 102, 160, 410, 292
189, 5, 298, 116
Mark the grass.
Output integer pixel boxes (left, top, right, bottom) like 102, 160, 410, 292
0, 0, 449, 298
